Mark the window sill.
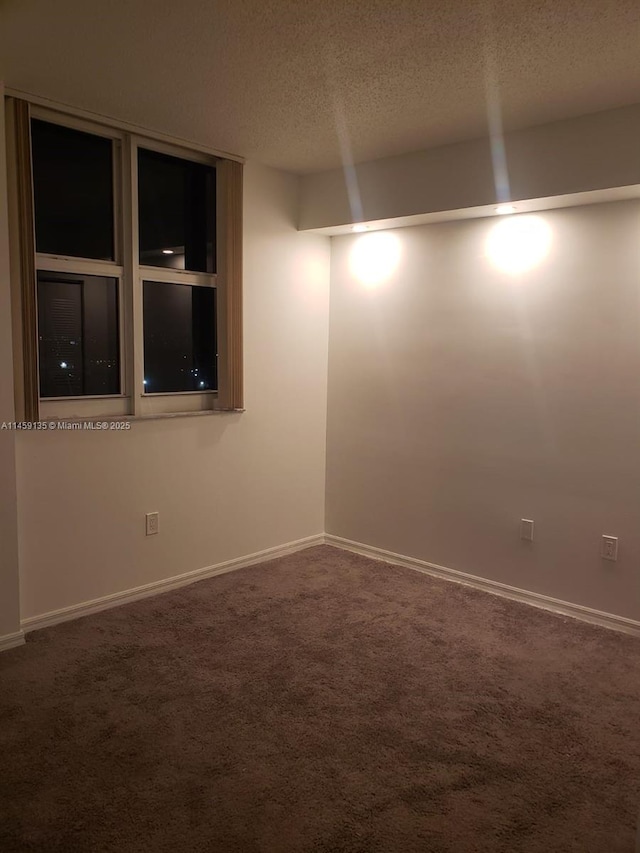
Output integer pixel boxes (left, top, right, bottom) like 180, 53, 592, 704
40, 409, 245, 425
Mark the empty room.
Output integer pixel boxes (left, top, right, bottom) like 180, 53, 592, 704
1, 1, 639, 851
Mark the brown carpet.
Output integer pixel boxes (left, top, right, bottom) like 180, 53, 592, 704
1, 545, 639, 853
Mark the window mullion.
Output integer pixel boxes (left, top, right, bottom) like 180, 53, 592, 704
34, 255, 123, 277
138, 267, 215, 287
122, 135, 141, 416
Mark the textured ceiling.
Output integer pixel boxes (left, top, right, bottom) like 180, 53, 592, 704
1, 0, 639, 173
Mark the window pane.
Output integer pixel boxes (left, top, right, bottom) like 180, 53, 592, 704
37, 271, 120, 398
31, 120, 114, 260
143, 281, 216, 393
138, 148, 216, 273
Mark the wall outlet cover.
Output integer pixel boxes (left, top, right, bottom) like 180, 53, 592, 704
601, 535, 618, 561
146, 512, 159, 536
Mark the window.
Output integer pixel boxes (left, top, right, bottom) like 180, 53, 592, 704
142, 281, 216, 394
31, 119, 115, 261
37, 271, 120, 398
5, 97, 243, 421
138, 147, 216, 273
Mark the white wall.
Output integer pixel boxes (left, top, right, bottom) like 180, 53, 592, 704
300, 105, 640, 230
0, 82, 22, 640
326, 201, 640, 621
14, 161, 330, 620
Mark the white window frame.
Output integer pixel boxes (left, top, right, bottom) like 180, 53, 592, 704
5, 97, 243, 421
131, 134, 219, 417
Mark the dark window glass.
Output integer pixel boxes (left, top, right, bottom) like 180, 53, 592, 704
143, 281, 216, 393
31, 119, 114, 260
138, 148, 216, 273
37, 271, 119, 398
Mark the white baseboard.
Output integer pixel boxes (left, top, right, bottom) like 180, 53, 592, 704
325, 534, 640, 638
0, 630, 25, 652
17, 531, 640, 642
21, 534, 325, 635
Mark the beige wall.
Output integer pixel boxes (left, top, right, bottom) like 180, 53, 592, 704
326, 200, 640, 621
14, 161, 330, 620
0, 82, 21, 639
300, 105, 640, 230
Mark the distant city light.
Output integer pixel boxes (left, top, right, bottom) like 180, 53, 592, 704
199, 381, 205, 387
143, 379, 148, 385
60, 361, 67, 368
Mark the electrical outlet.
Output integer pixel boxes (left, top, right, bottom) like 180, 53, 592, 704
601, 535, 618, 561
145, 512, 159, 536
520, 518, 534, 542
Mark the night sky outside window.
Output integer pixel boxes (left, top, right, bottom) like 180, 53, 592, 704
31, 119, 115, 261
